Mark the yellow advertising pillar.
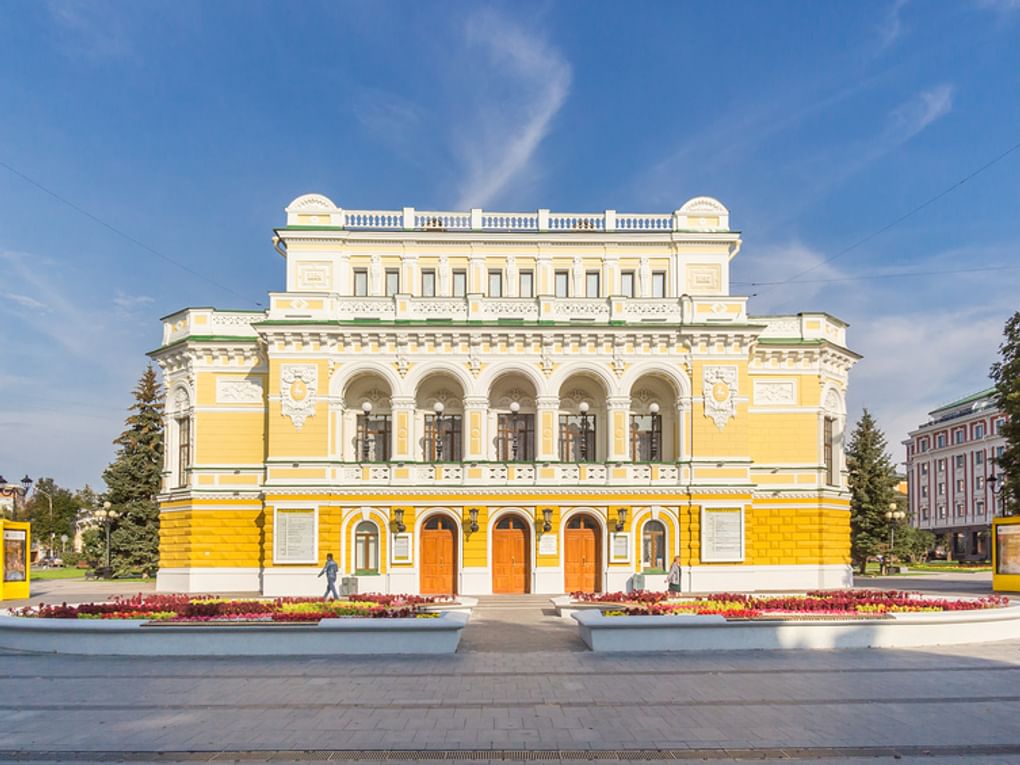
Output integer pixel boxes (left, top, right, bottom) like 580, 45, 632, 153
0, 520, 31, 601
992, 516, 1020, 592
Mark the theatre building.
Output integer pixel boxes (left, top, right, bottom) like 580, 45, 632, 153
152, 194, 859, 596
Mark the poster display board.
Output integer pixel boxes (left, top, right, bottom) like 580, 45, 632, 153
538, 534, 557, 556
700, 507, 744, 562
996, 524, 1020, 576
3, 529, 27, 582
391, 533, 413, 564
273, 508, 317, 564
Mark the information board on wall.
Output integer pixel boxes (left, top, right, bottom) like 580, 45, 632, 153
610, 532, 631, 563
538, 534, 557, 556
3, 529, 27, 582
274, 509, 315, 563
997, 525, 1020, 575
701, 508, 743, 562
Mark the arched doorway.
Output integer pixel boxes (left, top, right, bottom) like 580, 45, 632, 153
564, 513, 601, 593
492, 515, 530, 593
420, 515, 457, 595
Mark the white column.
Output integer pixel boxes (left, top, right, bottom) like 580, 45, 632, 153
536, 395, 560, 461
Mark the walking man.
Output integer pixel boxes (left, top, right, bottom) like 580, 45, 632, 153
318, 552, 340, 600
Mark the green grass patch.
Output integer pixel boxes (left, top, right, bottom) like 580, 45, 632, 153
31, 567, 87, 580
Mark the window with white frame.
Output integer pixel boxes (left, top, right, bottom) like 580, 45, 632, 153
955, 454, 965, 469
519, 270, 534, 298
171, 388, 192, 489
488, 270, 503, 297
937, 433, 946, 449
938, 482, 945, 496
651, 271, 666, 298
955, 478, 965, 493
421, 270, 436, 297
975, 422, 986, 439
452, 270, 467, 297
976, 500, 985, 516
554, 271, 569, 297
975, 475, 984, 491
975, 450, 985, 466
954, 429, 965, 445
920, 463, 929, 477
955, 502, 965, 517
385, 269, 400, 296
585, 271, 600, 298
921, 485, 929, 499
938, 458, 946, 473
353, 269, 368, 296
921, 506, 929, 520
354, 521, 379, 574
994, 417, 1005, 434
620, 271, 635, 298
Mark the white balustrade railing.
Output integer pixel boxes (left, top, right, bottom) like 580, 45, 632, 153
310, 462, 689, 488
342, 210, 403, 229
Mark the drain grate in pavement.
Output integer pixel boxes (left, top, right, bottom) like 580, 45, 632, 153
4, 746, 1020, 762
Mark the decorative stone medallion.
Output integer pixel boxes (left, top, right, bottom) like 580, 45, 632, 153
703, 366, 738, 430
281, 365, 317, 430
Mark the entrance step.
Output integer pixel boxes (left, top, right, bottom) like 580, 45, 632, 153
458, 594, 585, 653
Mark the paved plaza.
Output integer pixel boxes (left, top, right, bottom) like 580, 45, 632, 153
2, 575, 1019, 764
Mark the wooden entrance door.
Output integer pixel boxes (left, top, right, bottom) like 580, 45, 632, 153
420, 516, 457, 595
492, 515, 529, 593
564, 514, 601, 593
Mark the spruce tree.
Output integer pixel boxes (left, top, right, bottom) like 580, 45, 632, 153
991, 311, 1020, 516
102, 366, 164, 576
846, 409, 899, 573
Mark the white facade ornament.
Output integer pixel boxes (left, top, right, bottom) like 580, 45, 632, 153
216, 378, 264, 404
396, 354, 410, 378
572, 255, 585, 296
824, 388, 843, 415
438, 254, 451, 296
173, 387, 191, 413
753, 380, 796, 406
703, 366, 738, 430
506, 254, 518, 296
281, 365, 318, 430
369, 254, 383, 295
639, 256, 651, 297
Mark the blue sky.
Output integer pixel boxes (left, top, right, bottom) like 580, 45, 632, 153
2, 0, 1019, 490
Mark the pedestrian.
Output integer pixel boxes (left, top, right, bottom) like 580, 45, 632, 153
666, 555, 682, 597
318, 553, 340, 601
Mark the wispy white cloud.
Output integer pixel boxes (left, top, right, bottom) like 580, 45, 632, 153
887, 84, 954, 142
113, 291, 154, 311
878, 0, 910, 49
45, 0, 135, 61
1, 291, 47, 311
452, 10, 572, 209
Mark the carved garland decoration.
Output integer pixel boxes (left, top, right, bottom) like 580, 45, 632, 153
702, 366, 738, 431
281, 365, 318, 430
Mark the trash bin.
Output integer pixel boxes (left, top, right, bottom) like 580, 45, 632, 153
631, 573, 645, 591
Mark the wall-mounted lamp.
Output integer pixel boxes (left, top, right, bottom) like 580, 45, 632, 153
392, 508, 406, 533
467, 508, 479, 534
542, 508, 553, 533
615, 507, 628, 532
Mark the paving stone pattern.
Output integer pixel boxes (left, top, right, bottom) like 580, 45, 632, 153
2, 580, 1018, 764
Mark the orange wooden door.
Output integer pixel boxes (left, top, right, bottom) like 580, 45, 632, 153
420, 527, 456, 595
564, 517, 599, 593
493, 527, 527, 593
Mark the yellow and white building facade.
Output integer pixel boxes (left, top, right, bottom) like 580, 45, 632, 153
152, 195, 859, 596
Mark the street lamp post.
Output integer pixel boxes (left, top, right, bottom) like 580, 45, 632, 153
0, 475, 32, 519
884, 503, 906, 574
648, 402, 660, 462
360, 401, 373, 462
34, 486, 54, 557
578, 401, 590, 463
509, 401, 520, 461
432, 401, 445, 461
95, 501, 119, 576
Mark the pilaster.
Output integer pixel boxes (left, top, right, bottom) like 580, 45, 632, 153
463, 396, 489, 461
390, 396, 416, 461
607, 395, 632, 462
536, 395, 560, 461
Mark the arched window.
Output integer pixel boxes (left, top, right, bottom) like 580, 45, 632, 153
354, 521, 379, 574
642, 520, 666, 572
496, 516, 527, 530
424, 516, 456, 531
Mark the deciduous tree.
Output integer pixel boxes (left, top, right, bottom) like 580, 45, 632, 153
991, 311, 1020, 516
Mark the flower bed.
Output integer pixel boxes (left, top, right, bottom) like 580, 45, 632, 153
570, 589, 1009, 620
11, 593, 452, 623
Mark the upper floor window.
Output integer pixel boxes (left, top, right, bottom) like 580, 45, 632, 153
954, 429, 965, 445
424, 413, 462, 462
936, 433, 946, 449
920, 463, 929, 477
560, 414, 597, 462
496, 412, 535, 462
955, 502, 965, 517
519, 270, 534, 298
421, 270, 436, 297
938, 482, 945, 496
975, 475, 984, 491
631, 414, 662, 462
354, 521, 379, 574
955, 478, 965, 493
824, 416, 836, 486
938, 505, 946, 518
555, 271, 570, 298
975, 422, 986, 439
621, 271, 635, 298
937, 458, 946, 473
920, 485, 929, 499
354, 269, 369, 297
994, 417, 1006, 434
357, 414, 391, 462
453, 270, 467, 297
175, 414, 191, 489
976, 500, 985, 516
651, 271, 666, 298
919, 438, 929, 453
921, 506, 929, 520
585, 271, 600, 298
385, 269, 400, 296
975, 450, 985, 466
488, 270, 503, 297
955, 454, 965, 469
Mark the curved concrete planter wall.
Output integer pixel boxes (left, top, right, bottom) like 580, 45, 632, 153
572, 605, 1020, 651
0, 611, 469, 656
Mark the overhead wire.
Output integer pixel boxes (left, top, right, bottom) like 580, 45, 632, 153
0, 160, 263, 307
749, 137, 1020, 293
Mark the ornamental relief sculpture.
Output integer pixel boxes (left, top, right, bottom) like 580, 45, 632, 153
703, 366, 738, 430
281, 365, 318, 430
216, 378, 264, 404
